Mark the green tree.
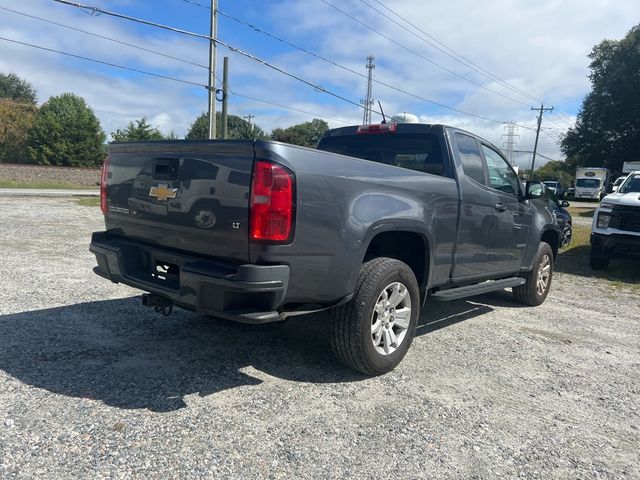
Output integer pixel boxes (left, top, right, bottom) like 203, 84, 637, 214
26, 93, 106, 167
270, 118, 329, 147
0, 73, 37, 105
111, 117, 164, 142
165, 130, 179, 140
186, 112, 266, 140
531, 160, 573, 186
0, 100, 38, 163
560, 24, 640, 175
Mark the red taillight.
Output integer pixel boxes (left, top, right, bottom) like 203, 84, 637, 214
100, 155, 109, 215
356, 123, 397, 134
250, 160, 294, 242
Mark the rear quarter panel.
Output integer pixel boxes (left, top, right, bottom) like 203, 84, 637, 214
252, 141, 459, 305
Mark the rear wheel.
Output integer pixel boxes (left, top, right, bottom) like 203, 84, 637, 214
513, 242, 554, 306
589, 248, 610, 270
328, 257, 420, 376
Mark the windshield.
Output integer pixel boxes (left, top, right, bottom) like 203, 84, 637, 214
317, 133, 447, 176
618, 174, 640, 194
613, 177, 626, 186
543, 181, 559, 188
576, 178, 601, 188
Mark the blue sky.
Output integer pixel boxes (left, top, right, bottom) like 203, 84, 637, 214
1, 0, 638, 167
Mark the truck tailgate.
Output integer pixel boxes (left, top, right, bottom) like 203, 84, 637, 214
104, 141, 254, 263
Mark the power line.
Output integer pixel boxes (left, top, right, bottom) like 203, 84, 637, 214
514, 150, 561, 163
0, 35, 354, 126
231, 92, 353, 124
197, 0, 577, 129
365, 0, 584, 128
364, 0, 543, 105
319, 0, 532, 108
51, 0, 380, 117
0, 36, 208, 89
54, 0, 512, 125
178, 0, 512, 124
0, 6, 209, 70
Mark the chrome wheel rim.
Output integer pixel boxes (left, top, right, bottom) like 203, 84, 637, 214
562, 225, 572, 246
371, 282, 412, 355
536, 254, 551, 296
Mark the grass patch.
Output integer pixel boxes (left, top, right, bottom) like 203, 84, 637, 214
556, 223, 640, 291
566, 206, 597, 219
0, 179, 98, 190
74, 197, 100, 207
560, 223, 590, 253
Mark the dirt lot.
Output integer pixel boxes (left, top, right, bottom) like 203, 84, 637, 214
1, 196, 638, 479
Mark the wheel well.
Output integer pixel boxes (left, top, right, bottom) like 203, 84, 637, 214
364, 231, 428, 287
541, 229, 560, 259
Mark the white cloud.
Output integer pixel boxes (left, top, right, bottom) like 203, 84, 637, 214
0, 0, 636, 163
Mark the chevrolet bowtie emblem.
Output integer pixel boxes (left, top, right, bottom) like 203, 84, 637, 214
149, 184, 178, 201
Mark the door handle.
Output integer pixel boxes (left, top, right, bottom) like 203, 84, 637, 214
494, 203, 507, 212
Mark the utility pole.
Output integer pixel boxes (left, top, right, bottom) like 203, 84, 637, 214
243, 114, 254, 135
502, 121, 519, 167
221, 56, 229, 139
530, 104, 554, 177
207, 0, 218, 139
360, 55, 375, 124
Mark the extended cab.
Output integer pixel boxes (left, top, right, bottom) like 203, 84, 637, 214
590, 171, 640, 269
90, 123, 561, 375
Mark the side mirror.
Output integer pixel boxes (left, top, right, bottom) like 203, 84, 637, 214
561, 200, 570, 208
525, 181, 544, 199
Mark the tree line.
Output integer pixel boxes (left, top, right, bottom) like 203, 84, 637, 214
0, 72, 329, 168
560, 24, 640, 177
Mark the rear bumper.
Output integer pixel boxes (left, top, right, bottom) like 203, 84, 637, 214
90, 232, 290, 323
590, 232, 640, 258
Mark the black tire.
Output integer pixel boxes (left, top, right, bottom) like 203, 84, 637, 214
328, 257, 420, 376
513, 242, 554, 306
589, 248, 610, 270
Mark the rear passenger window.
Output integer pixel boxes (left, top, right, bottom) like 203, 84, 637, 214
455, 133, 485, 184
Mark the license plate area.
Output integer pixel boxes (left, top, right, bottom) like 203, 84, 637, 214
150, 257, 180, 289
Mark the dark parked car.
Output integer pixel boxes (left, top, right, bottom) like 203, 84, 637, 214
542, 181, 565, 199
540, 187, 572, 246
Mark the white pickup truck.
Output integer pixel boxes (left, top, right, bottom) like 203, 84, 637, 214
590, 171, 640, 269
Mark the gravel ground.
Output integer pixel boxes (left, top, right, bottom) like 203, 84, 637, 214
1, 197, 638, 479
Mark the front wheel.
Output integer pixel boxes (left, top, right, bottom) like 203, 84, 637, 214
513, 242, 554, 306
328, 258, 420, 376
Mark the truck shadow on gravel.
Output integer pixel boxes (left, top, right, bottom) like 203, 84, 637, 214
0, 292, 524, 412
556, 247, 640, 285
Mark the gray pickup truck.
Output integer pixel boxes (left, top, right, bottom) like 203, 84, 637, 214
91, 122, 560, 375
